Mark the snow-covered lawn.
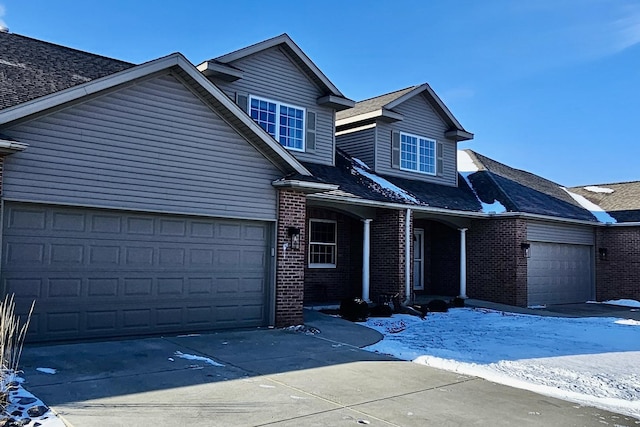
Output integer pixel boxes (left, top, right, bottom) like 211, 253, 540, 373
363, 308, 640, 420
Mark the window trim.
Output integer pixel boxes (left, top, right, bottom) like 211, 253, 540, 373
308, 219, 337, 268
399, 131, 437, 176
248, 94, 306, 152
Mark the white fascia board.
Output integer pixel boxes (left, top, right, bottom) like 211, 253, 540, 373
175, 56, 311, 176
272, 179, 339, 193
336, 109, 404, 127
0, 54, 183, 125
0, 139, 28, 153
196, 61, 244, 81
335, 123, 376, 136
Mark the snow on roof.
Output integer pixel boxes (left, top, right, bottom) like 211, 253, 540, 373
583, 186, 614, 194
561, 187, 617, 223
457, 150, 479, 173
352, 158, 419, 204
481, 200, 507, 214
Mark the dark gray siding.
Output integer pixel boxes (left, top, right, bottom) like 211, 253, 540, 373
335, 127, 375, 168
375, 94, 457, 186
3, 73, 281, 221
527, 221, 595, 245
214, 47, 335, 166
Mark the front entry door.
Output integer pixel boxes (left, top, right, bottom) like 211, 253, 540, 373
413, 228, 424, 291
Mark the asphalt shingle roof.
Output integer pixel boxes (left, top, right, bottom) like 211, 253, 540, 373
463, 150, 597, 222
569, 182, 640, 223
0, 32, 133, 110
336, 86, 417, 121
301, 149, 480, 211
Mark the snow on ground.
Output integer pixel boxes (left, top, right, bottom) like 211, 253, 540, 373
363, 308, 640, 419
5, 376, 65, 426
174, 351, 225, 367
561, 187, 617, 223
36, 367, 57, 374
588, 299, 640, 309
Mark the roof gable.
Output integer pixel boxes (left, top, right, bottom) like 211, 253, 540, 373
200, 34, 350, 103
336, 83, 473, 141
0, 52, 310, 176
0, 32, 133, 110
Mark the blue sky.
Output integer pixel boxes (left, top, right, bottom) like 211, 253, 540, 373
1, 0, 638, 186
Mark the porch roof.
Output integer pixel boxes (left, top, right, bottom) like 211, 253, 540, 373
299, 149, 481, 212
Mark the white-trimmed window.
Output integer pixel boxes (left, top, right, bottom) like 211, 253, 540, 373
400, 132, 436, 175
308, 219, 336, 268
249, 95, 305, 151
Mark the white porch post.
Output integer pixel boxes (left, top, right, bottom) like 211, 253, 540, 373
404, 209, 412, 305
459, 228, 468, 299
362, 219, 372, 302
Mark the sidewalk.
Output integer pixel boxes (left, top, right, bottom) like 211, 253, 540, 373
18, 309, 637, 426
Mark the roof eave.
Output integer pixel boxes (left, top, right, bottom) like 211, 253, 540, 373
446, 129, 474, 142
317, 95, 355, 111
0, 138, 28, 155
335, 108, 403, 128
196, 61, 244, 82
272, 179, 339, 193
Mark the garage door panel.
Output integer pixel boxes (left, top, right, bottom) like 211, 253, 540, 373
527, 242, 593, 306
3, 203, 271, 342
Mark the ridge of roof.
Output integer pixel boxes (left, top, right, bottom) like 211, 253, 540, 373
336, 86, 417, 120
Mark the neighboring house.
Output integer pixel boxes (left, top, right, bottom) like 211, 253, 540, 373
0, 32, 352, 342
568, 182, 640, 302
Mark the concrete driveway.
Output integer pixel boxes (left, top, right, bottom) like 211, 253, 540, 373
19, 309, 638, 426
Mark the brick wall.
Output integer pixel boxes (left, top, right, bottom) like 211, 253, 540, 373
595, 226, 640, 301
467, 218, 528, 306
275, 190, 306, 327
304, 208, 363, 302
371, 208, 409, 302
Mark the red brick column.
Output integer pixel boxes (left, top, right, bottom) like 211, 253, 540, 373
370, 208, 409, 303
595, 226, 640, 301
275, 190, 306, 327
467, 218, 528, 306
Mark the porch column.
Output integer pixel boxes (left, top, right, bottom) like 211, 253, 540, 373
362, 219, 372, 302
459, 228, 468, 299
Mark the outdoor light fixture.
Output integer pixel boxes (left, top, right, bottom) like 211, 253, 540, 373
598, 247, 608, 261
520, 242, 531, 258
288, 226, 301, 250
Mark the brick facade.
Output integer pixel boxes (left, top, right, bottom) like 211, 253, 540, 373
371, 208, 409, 302
595, 226, 640, 301
275, 190, 306, 327
467, 218, 528, 306
304, 207, 363, 303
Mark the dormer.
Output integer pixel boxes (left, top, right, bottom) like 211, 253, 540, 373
197, 34, 354, 167
336, 84, 473, 187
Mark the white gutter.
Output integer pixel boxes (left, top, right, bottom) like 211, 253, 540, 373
0, 140, 28, 152
271, 180, 339, 192
404, 208, 412, 305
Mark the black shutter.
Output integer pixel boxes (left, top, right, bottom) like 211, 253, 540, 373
391, 130, 401, 168
236, 93, 248, 113
436, 142, 444, 176
306, 111, 316, 151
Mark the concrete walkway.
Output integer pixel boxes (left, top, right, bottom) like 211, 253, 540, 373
19, 309, 638, 426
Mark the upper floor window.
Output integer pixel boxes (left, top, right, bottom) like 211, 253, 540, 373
249, 95, 305, 151
400, 132, 436, 175
308, 219, 336, 268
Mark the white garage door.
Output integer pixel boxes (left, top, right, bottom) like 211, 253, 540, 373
2, 203, 272, 342
527, 242, 593, 306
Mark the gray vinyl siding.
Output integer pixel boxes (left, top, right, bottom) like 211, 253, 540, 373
214, 46, 335, 166
527, 221, 595, 245
336, 127, 375, 168
375, 94, 457, 186
2, 73, 281, 221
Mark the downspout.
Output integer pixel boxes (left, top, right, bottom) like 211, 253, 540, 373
404, 208, 412, 305
362, 219, 372, 302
